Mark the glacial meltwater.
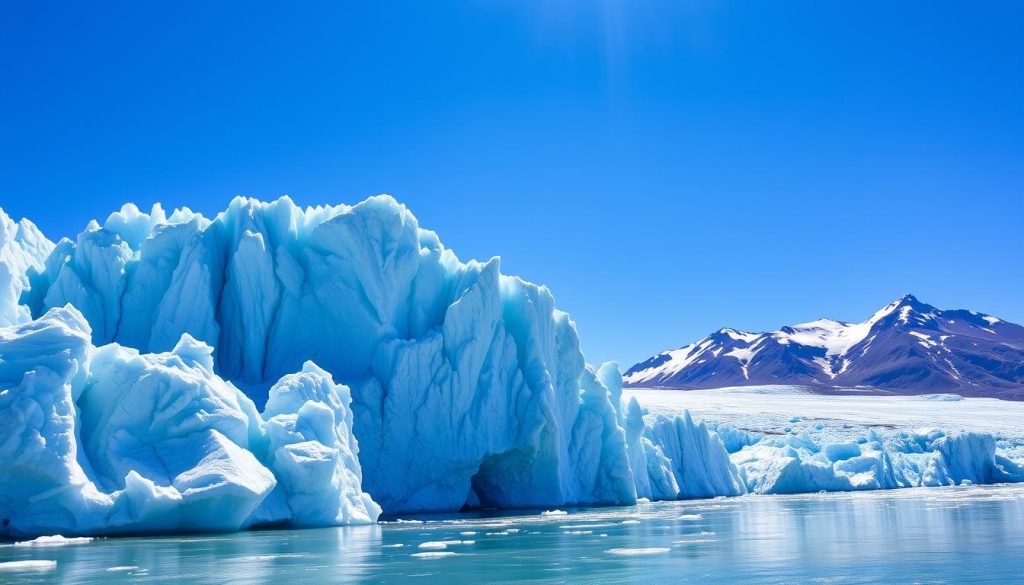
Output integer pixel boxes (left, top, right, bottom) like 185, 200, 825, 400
2, 485, 1022, 584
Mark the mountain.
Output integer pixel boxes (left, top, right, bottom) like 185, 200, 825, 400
624, 295, 1024, 398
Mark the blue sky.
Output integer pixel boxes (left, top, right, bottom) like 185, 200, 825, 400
1, 2, 1021, 367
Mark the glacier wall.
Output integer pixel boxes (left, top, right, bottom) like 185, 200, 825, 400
1, 197, 1021, 537
1, 196, 636, 526
716, 424, 1024, 495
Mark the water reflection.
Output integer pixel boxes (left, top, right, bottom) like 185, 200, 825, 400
1, 485, 1021, 584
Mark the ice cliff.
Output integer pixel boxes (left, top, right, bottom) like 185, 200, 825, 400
727, 427, 1024, 493
0, 196, 636, 535
0, 196, 1020, 537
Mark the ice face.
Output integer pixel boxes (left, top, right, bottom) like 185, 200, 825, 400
727, 430, 1024, 494
643, 412, 746, 498
0, 195, 636, 536
629, 387, 1024, 496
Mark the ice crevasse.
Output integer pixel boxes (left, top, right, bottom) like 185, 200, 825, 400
0, 195, 1021, 537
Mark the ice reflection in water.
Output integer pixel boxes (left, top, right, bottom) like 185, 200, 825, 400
1, 484, 1022, 584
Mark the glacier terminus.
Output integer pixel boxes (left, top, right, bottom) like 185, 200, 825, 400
0, 196, 1021, 538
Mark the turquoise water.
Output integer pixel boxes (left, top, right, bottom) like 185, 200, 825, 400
2, 485, 1023, 584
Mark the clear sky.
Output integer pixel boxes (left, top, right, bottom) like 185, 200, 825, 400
1, 2, 1021, 367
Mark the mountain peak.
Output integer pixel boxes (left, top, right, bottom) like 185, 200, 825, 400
713, 327, 760, 343
895, 293, 935, 309
624, 296, 1024, 396
869, 294, 933, 324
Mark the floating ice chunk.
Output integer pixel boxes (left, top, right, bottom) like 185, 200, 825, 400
541, 510, 568, 516
14, 535, 93, 547
107, 566, 142, 572
0, 561, 57, 571
677, 514, 703, 521
418, 542, 448, 550
437, 540, 475, 545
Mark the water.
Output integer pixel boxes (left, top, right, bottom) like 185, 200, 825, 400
3, 485, 1023, 584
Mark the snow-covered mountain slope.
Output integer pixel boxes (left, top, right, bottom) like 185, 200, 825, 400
624, 295, 1024, 398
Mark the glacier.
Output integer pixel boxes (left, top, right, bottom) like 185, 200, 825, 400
0, 196, 636, 536
0, 196, 1021, 538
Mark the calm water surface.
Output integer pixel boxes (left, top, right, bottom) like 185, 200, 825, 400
2, 485, 1023, 584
